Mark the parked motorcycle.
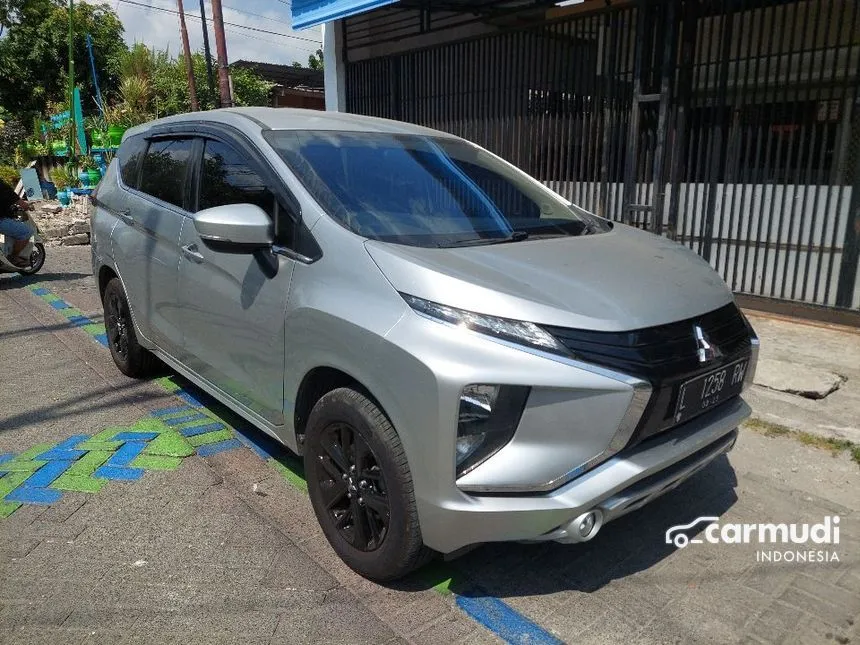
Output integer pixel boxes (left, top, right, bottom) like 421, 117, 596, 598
0, 207, 46, 276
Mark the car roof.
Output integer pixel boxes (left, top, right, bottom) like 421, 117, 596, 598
124, 107, 455, 139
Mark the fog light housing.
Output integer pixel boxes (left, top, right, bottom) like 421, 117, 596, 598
579, 513, 596, 537
456, 384, 529, 478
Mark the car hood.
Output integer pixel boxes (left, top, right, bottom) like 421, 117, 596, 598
364, 224, 734, 331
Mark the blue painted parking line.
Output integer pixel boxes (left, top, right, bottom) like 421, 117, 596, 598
233, 425, 282, 461
6, 486, 63, 504
24, 460, 75, 489
179, 422, 224, 438
5, 460, 74, 505
93, 465, 144, 481
455, 596, 562, 645
196, 439, 244, 457
36, 435, 90, 461
176, 390, 205, 408
163, 413, 208, 427
104, 442, 146, 467
151, 405, 189, 418
113, 432, 159, 442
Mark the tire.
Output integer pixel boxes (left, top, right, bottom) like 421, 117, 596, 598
16, 243, 45, 276
304, 387, 433, 581
102, 277, 158, 378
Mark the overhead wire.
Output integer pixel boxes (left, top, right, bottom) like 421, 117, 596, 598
116, 0, 322, 46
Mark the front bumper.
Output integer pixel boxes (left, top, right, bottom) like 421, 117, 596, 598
416, 396, 748, 554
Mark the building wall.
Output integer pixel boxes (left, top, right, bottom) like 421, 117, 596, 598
332, 0, 860, 310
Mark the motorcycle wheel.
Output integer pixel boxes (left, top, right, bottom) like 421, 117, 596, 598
17, 243, 46, 276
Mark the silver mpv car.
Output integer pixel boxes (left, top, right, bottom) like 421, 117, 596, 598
91, 108, 758, 581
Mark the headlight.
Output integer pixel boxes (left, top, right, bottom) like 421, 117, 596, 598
739, 311, 759, 391
456, 384, 530, 477
401, 293, 569, 356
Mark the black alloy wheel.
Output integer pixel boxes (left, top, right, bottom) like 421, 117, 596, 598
315, 421, 390, 551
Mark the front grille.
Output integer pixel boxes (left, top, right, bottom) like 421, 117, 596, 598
545, 303, 753, 445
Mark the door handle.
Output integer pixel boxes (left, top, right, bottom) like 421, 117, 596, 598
181, 243, 204, 263
116, 209, 134, 226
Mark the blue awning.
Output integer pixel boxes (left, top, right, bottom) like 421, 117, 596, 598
292, 0, 399, 29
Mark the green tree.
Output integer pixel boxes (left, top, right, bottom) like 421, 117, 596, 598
0, 118, 27, 163
229, 65, 274, 107
0, 0, 127, 121
133, 50, 274, 116
308, 48, 324, 71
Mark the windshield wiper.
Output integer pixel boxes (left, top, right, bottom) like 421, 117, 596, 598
439, 230, 529, 248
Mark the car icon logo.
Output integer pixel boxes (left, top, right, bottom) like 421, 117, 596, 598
665, 516, 720, 548
694, 325, 722, 364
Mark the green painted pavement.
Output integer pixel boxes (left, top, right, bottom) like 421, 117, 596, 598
130, 455, 182, 470
0, 501, 22, 518
188, 429, 233, 447
65, 450, 112, 477
143, 431, 195, 458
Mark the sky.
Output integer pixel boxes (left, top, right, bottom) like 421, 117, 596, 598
102, 0, 323, 67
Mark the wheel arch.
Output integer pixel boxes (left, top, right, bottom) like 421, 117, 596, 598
293, 365, 393, 454
98, 264, 118, 302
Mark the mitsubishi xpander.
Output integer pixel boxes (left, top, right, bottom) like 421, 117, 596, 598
91, 108, 758, 581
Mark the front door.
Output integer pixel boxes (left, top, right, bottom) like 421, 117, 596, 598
177, 137, 296, 426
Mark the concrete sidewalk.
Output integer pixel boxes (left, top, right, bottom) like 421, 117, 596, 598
745, 311, 860, 446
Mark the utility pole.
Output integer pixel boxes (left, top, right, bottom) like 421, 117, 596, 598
176, 0, 199, 111
67, 0, 75, 156
199, 0, 218, 108
210, 0, 232, 107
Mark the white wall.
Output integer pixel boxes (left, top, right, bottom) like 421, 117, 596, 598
545, 181, 858, 308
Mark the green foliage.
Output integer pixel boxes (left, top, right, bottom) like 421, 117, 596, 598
112, 47, 274, 117
79, 154, 97, 171
0, 0, 127, 121
0, 118, 27, 163
229, 64, 275, 108
49, 167, 68, 189
308, 48, 324, 71
0, 165, 20, 187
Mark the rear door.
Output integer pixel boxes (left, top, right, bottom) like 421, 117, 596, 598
176, 136, 298, 426
111, 136, 192, 354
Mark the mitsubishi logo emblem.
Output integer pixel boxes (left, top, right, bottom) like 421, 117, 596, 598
694, 325, 722, 363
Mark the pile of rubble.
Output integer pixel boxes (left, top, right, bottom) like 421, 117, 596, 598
31, 197, 91, 246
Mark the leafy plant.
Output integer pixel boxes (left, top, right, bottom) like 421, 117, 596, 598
49, 167, 68, 189
119, 75, 151, 120
79, 154, 98, 171
0, 165, 20, 187
0, 117, 27, 164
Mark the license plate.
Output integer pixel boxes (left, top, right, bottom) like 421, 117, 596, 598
674, 358, 749, 425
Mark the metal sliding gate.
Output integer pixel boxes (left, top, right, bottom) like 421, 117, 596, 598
344, 0, 860, 311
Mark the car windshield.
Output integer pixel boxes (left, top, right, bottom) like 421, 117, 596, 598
265, 130, 611, 248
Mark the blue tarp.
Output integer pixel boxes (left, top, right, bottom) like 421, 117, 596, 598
292, 0, 398, 29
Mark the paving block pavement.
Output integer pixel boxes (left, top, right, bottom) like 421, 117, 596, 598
1, 246, 859, 645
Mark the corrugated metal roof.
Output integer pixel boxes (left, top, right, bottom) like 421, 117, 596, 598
292, 0, 399, 29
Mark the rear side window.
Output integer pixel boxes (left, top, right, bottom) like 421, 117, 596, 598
139, 138, 193, 209
199, 139, 275, 217
118, 135, 147, 190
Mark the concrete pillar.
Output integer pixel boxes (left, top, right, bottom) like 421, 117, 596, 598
323, 21, 346, 112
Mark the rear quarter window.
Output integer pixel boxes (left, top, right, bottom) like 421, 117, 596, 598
118, 135, 147, 190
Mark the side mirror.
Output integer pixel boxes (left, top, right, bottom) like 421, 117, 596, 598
192, 204, 273, 251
